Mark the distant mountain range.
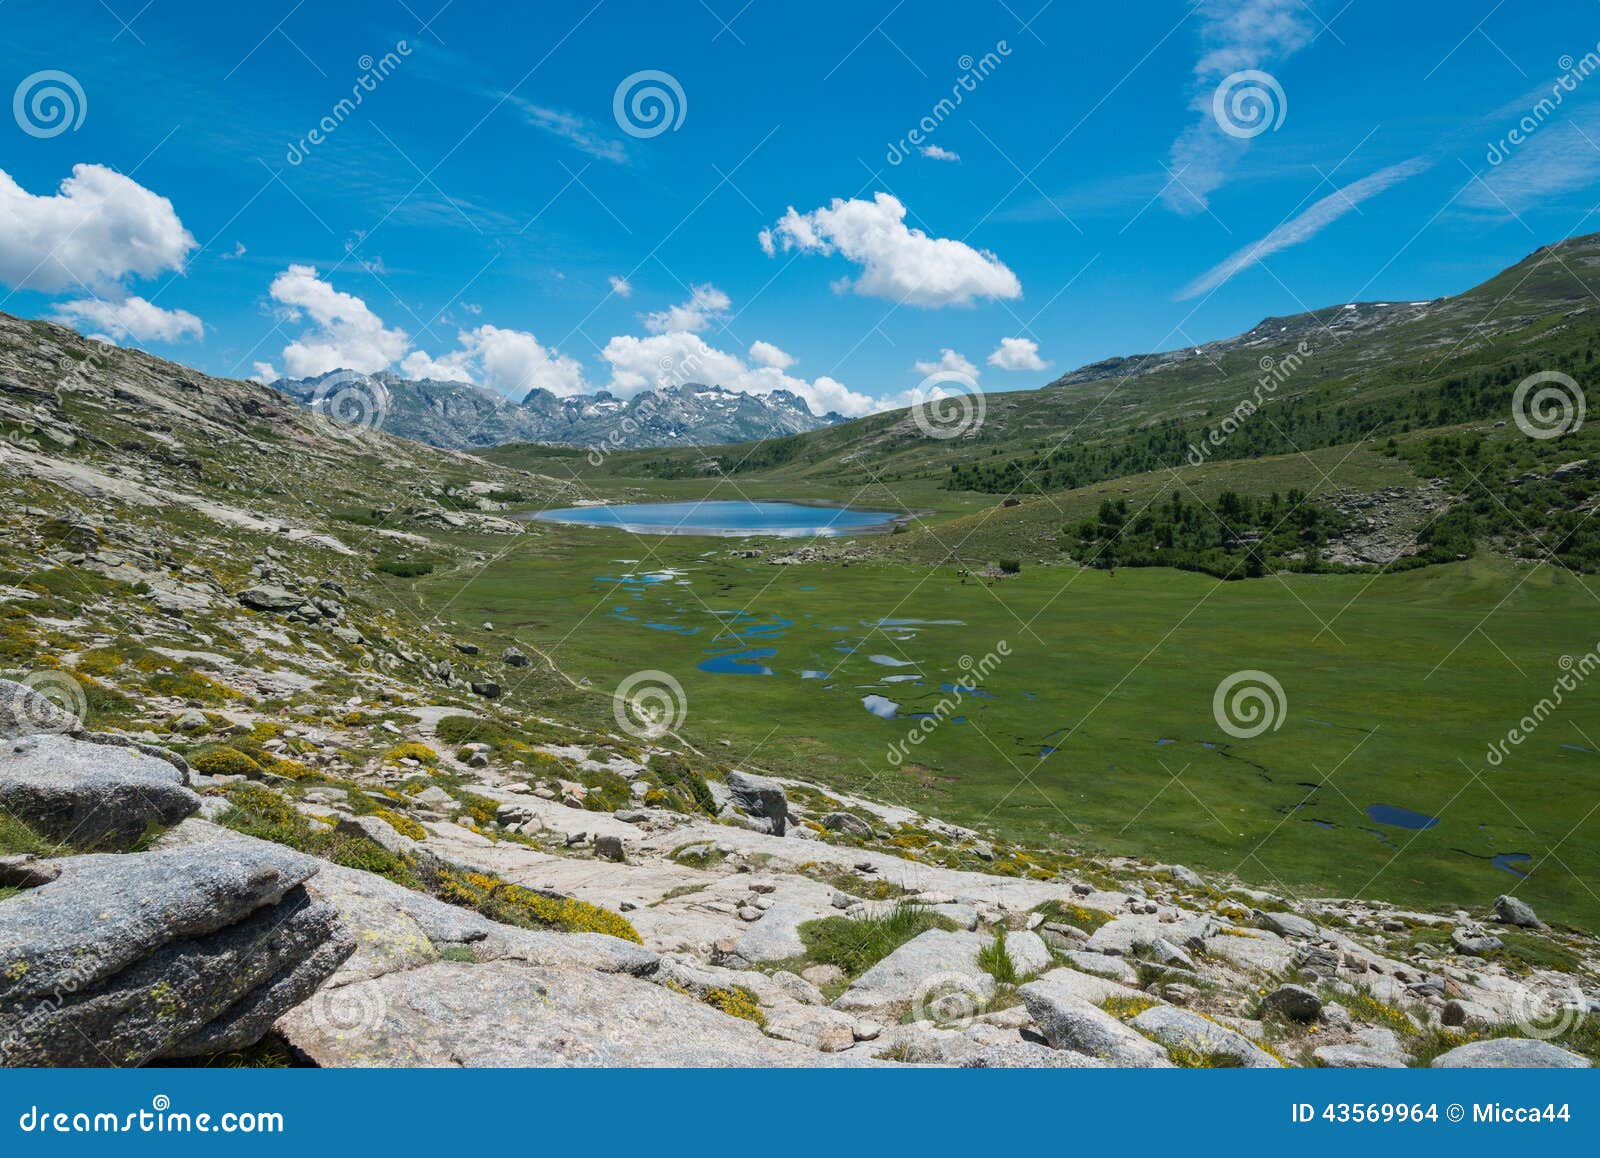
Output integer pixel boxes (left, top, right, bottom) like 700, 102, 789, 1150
268, 370, 845, 451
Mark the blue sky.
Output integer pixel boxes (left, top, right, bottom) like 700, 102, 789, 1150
4, 0, 1600, 416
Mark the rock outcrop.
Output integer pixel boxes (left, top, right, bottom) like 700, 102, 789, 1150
0, 733, 200, 849
0, 841, 351, 1065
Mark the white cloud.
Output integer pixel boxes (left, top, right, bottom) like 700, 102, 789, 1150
51, 296, 203, 344
761, 192, 1021, 307
608, 275, 633, 298
508, 97, 627, 163
1165, 1, 1315, 214
1178, 158, 1429, 299
749, 340, 794, 369
268, 264, 411, 377
921, 144, 961, 162
988, 336, 1049, 371
1463, 115, 1600, 213
913, 348, 980, 380
643, 283, 730, 334
458, 324, 588, 398
0, 163, 196, 293
601, 330, 887, 417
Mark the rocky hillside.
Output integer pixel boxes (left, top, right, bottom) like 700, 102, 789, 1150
0, 311, 1595, 1068
271, 370, 843, 451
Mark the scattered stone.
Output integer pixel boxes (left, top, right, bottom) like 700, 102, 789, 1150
1018, 977, 1172, 1067
593, 834, 625, 863
1493, 894, 1540, 929
236, 584, 303, 612
1259, 910, 1318, 939
1263, 984, 1322, 1023
1431, 1038, 1590, 1069
1130, 1006, 1282, 1068
1450, 927, 1503, 957
724, 770, 787, 836
1003, 930, 1054, 978
821, 811, 871, 837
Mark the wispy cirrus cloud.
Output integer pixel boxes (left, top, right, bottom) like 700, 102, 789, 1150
1165, 0, 1317, 214
506, 96, 628, 163
1464, 109, 1600, 214
1177, 157, 1431, 299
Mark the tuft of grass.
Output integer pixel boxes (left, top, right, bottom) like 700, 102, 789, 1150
1102, 993, 1160, 1020
797, 902, 958, 979
978, 928, 1018, 985
1034, 898, 1113, 931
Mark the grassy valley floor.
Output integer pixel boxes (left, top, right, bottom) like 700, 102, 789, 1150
415, 522, 1600, 932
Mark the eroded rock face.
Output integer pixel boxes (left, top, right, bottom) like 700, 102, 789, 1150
0, 841, 351, 1066
724, 770, 787, 836
0, 733, 200, 849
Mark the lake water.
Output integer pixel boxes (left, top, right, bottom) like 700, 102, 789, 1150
531, 500, 900, 537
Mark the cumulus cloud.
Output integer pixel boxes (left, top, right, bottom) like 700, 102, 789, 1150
1165, 1, 1316, 214
268, 265, 411, 377
51, 296, 203, 344
988, 336, 1049, 371
921, 144, 961, 162
913, 348, 980, 380
608, 275, 633, 298
0, 164, 197, 293
434, 324, 588, 398
749, 340, 795, 369
644, 284, 730, 334
1178, 158, 1429, 299
601, 330, 885, 417
760, 192, 1020, 307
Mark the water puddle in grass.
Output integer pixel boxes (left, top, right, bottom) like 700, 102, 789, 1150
1453, 849, 1533, 878
1366, 804, 1440, 830
864, 618, 967, 627
1561, 743, 1595, 753
697, 648, 776, 676
644, 622, 698, 635
939, 681, 994, 698
800, 670, 829, 680
883, 674, 922, 684
863, 695, 899, 719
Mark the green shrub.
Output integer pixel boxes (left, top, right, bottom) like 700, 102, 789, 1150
376, 560, 434, 578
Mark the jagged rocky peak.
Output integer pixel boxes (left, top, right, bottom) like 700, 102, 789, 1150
269, 371, 844, 451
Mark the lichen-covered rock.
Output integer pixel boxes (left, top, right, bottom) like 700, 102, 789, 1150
0, 677, 82, 738
1018, 976, 1172, 1067
0, 841, 350, 1066
1130, 1005, 1283, 1068
0, 733, 200, 849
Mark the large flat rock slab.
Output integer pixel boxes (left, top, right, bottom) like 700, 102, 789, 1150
0, 733, 199, 849
277, 958, 877, 1067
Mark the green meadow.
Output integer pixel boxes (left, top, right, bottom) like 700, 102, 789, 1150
421, 522, 1600, 929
